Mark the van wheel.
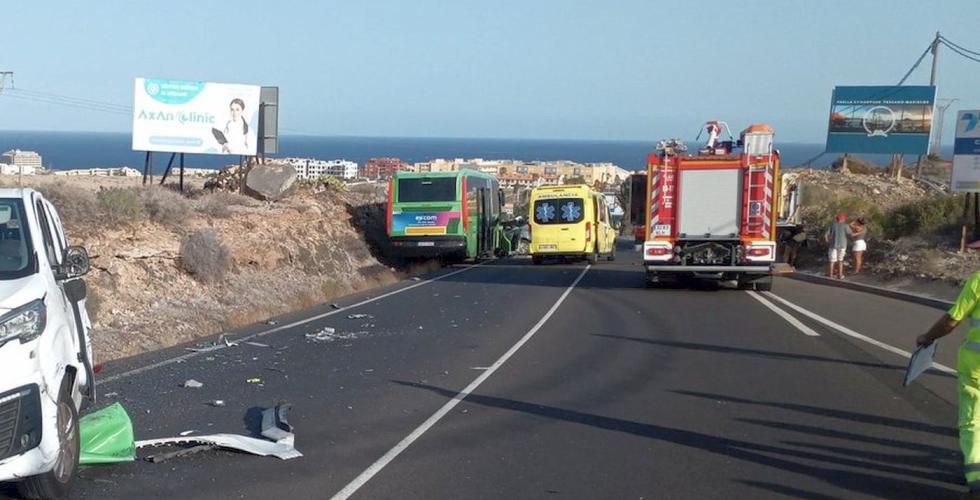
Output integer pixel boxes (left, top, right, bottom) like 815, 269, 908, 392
532, 255, 543, 265
18, 378, 79, 500
607, 246, 616, 262
754, 276, 773, 292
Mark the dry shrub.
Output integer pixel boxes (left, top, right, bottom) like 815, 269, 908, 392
180, 228, 230, 283
97, 188, 144, 225
37, 182, 101, 228
140, 187, 193, 225
921, 249, 947, 276
196, 191, 257, 218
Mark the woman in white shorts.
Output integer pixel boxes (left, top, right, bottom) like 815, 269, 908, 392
850, 217, 867, 274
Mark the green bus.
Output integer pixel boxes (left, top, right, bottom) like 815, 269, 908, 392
387, 170, 511, 260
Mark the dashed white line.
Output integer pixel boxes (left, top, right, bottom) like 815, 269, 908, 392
762, 291, 956, 375
100, 264, 483, 384
746, 291, 820, 337
330, 265, 592, 500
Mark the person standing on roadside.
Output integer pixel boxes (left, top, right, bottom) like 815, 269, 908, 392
916, 272, 980, 498
850, 217, 868, 274
824, 213, 849, 279
781, 223, 806, 266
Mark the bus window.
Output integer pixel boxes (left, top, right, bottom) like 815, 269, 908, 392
398, 177, 457, 202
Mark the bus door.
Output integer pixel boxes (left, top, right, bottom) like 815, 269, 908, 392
477, 188, 493, 255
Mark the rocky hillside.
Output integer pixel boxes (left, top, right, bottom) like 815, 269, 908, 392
1, 174, 403, 361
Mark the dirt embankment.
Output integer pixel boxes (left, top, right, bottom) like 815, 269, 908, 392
0, 174, 411, 361
788, 166, 980, 295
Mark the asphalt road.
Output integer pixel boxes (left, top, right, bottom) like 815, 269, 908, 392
9, 239, 971, 499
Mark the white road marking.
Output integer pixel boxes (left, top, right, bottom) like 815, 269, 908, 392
100, 264, 483, 384
330, 265, 592, 500
746, 291, 820, 337
763, 291, 957, 375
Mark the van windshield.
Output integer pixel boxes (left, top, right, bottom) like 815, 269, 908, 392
398, 177, 457, 203
534, 198, 584, 225
0, 199, 35, 280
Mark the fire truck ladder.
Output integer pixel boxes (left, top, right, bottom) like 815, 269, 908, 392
743, 145, 774, 237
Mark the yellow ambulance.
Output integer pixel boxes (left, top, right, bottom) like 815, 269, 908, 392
529, 184, 616, 264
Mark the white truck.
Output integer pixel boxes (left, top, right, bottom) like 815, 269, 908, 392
0, 189, 93, 499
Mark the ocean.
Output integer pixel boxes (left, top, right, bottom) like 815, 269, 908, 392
0, 130, 950, 172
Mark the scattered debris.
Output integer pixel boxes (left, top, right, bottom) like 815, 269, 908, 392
244, 341, 271, 348
137, 403, 302, 461
470, 366, 490, 371
183, 379, 204, 389
246, 377, 263, 385
411, 277, 422, 281
147, 444, 216, 463
347, 313, 373, 319
179, 430, 197, 437
79, 403, 135, 465
260, 403, 295, 445
266, 320, 280, 326
305, 327, 336, 342
103, 392, 120, 398
330, 303, 341, 309
208, 400, 226, 407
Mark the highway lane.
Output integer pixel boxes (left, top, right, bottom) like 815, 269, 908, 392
4, 240, 966, 499
348, 246, 961, 499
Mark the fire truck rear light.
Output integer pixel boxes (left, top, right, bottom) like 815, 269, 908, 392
747, 247, 771, 256
646, 247, 670, 256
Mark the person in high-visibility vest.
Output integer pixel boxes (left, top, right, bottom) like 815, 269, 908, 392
918, 272, 980, 496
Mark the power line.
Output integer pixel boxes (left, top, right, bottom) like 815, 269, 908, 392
10, 88, 131, 111
940, 35, 980, 57
1, 92, 131, 116
940, 38, 980, 64
897, 42, 934, 85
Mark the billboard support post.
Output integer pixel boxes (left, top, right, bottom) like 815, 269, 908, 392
142, 151, 153, 186
180, 153, 185, 192
159, 152, 177, 186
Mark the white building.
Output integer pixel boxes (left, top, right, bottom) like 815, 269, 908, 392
280, 157, 358, 180
0, 164, 37, 176
54, 167, 142, 177
1, 149, 43, 170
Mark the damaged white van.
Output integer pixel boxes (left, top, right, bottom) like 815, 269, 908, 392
0, 189, 93, 499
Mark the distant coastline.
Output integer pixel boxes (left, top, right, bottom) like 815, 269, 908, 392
0, 130, 951, 172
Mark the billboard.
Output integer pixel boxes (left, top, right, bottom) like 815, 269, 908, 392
951, 110, 980, 192
825, 86, 936, 154
132, 78, 261, 155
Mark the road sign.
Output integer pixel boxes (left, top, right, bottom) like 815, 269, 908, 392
951, 110, 980, 192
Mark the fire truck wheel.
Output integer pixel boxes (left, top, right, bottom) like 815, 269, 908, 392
753, 276, 773, 292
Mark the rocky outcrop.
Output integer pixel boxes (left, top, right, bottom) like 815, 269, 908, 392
244, 163, 298, 201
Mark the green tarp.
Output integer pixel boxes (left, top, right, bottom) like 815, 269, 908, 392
78, 402, 135, 465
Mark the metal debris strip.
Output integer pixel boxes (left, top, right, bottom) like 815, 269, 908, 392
347, 313, 374, 320
183, 379, 203, 388
244, 341, 271, 348
207, 400, 226, 407
136, 403, 302, 461
304, 327, 367, 343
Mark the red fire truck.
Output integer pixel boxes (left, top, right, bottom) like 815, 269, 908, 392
640, 121, 783, 290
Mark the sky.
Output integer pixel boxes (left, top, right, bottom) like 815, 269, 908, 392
1, 0, 979, 143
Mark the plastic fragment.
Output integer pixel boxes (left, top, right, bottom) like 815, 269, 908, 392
79, 403, 135, 465
184, 379, 203, 389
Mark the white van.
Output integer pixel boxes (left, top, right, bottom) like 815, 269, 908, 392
0, 189, 93, 499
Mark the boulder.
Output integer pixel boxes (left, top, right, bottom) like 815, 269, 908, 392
244, 163, 298, 201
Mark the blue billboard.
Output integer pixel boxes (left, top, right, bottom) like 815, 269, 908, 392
825, 86, 936, 154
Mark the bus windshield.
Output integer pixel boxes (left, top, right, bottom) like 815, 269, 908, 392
398, 177, 457, 203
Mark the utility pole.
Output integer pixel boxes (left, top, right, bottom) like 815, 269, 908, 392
916, 32, 941, 177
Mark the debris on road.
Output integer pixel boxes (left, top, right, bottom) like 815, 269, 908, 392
244, 341, 271, 348
266, 320, 280, 326
183, 379, 204, 389
179, 430, 197, 437
136, 403, 302, 461
207, 400, 226, 407
246, 377, 263, 385
304, 327, 366, 343
330, 303, 340, 309
411, 277, 422, 281
79, 403, 136, 465
347, 313, 374, 319
147, 444, 216, 463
